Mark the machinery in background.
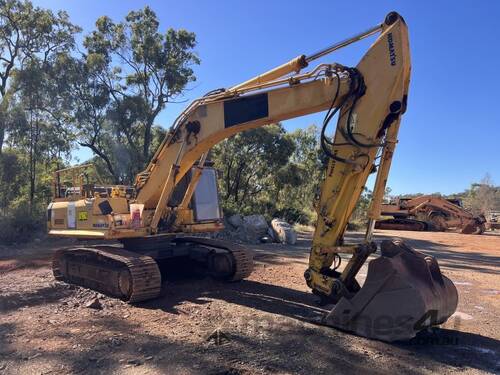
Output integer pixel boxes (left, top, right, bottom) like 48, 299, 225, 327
47, 12, 458, 342
375, 195, 486, 234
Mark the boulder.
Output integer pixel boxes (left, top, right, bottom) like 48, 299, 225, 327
227, 214, 243, 228
243, 214, 268, 233
217, 214, 272, 244
267, 227, 276, 241
271, 218, 297, 245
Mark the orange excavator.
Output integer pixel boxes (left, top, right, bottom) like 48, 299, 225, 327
47, 12, 458, 342
376, 195, 486, 234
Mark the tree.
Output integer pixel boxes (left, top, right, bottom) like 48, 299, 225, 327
351, 187, 373, 224
462, 174, 500, 215
0, 148, 23, 214
211, 124, 328, 224
272, 125, 323, 223
54, 54, 121, 181
0, 0, 80, 152
2, 2, 78, 212
212, 124, 295, 215
8, 59, 75, 212
70, 6, 200, 182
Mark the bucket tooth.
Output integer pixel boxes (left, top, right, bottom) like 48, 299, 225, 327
324, 239, 458, 342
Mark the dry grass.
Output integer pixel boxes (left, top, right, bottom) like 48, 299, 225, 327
293, 223, 314, 233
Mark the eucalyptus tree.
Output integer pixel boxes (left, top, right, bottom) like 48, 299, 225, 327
75, 6, 199, 181
0, 0, 79, 152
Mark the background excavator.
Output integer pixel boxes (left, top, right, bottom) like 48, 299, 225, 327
375, 195, 487, 234
47, 12, 458, 342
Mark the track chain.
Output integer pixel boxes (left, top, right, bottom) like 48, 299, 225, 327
52, 246, 161, 303
172, 237, 254, 281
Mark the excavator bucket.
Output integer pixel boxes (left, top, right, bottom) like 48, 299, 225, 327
324, 240, 458, 342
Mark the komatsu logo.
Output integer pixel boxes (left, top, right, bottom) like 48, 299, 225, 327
387, 33, 396, 66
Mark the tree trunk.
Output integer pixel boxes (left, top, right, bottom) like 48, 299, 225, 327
79, 142, 120, 184
0, 97, 6, 155
143, 118, 153, 163
0, 124, 4, 155
28, 111, 35, 215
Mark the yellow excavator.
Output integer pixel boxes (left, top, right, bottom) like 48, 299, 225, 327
47, 12, 458, 342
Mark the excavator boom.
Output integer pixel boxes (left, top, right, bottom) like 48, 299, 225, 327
47, 12, 458, 342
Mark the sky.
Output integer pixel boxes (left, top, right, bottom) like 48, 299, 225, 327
33, 0, 500, 195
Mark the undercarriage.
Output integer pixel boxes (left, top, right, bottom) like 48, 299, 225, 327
374, 218, 434, 231
52, 236, 254, 303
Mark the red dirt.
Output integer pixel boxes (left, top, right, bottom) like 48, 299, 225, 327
0, 230, 498, 374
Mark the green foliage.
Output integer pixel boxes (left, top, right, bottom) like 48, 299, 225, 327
0, 1, 200, 243
72, 6, 200, 182
212, 124, 323, 224
0, 148, 55, 244
0, 203, 44, 244
0, 0, 79, 242
212, 123, 295, 215
0, 149, 24, 213
0, 0, 80, 151
273, 125, 324, 223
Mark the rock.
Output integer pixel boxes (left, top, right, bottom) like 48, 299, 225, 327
219, 213, 274, 244
267, 227, 276, 241
85, 298, 102, 310
127, 359, 143, 366
271, 219, 297, 245
243, 215, 269, 237
227, 214, 243, 228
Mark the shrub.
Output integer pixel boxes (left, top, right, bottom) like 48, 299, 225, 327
0, 204, 45, 245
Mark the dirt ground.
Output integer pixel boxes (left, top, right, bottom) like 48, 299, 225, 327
0, 230, 499, 375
